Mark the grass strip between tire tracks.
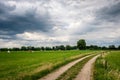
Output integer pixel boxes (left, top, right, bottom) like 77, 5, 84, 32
56, 54, 98, 80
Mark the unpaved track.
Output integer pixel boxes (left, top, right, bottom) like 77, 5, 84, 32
74, 54, 100, 80
39, 54, 95, 80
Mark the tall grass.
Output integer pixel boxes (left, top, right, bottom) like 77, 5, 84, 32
94, 51, 120, 80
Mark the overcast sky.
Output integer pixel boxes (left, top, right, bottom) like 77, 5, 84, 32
0, 0, 120, 48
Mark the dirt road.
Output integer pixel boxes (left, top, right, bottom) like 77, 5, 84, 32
39, 54, 94, 80
74, 54, 100, 80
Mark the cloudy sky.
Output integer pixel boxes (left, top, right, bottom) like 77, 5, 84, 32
0, 0, 120, 48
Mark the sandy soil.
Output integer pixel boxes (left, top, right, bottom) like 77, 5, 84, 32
38, 54, 94, 80
74, 54, 100, 80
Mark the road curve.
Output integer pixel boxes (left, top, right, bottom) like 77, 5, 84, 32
74, 54, 100, 80
38, 54, 95, 80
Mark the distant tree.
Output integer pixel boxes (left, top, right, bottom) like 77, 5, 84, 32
118, 45, 120, 50
41, 47, 45, 51
77, 39, 86, 50
31, 46, 35, 50
59, 45, 65, 50
109, 45, 116, 50
94, 45, 99, 50
21, 46, 27, 51
27, 46, 32, 50
55, 46, 59, 50
45, 47, 52, 50
72, 46, 77, 50
0, 48, 8, 51
89, 45, 99, 50
34, 47, 41, 51
66, 45, 71, 50
12, 47, 20, 51
52, 46, 56, 50
8, 48, 12, 51
101, 46, 107, 50
86, 46, 90, 49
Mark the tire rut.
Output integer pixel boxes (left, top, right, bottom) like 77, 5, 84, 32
38, 54, 95, 80
74, 54, 100, 80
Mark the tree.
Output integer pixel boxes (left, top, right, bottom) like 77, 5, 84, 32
27, 46, 32, 50
59, 45, 65, 50
109, 45, 116, 50
21, 46, 27, 51
55, 46, 60, 50
0, 48, 8, 51
66, 45, 71, 50
77, 39, 86, 50
88, 45, 99, 50
34, 47, 41, 51
45, 47, 52, 50
101, 46, 107, 50
12, 47, 20, 51
41, 47, 45, 51
52, 46, 56, 50
71, 46, 77, 50
31, 46, 35, 50
118, 45, 120, 50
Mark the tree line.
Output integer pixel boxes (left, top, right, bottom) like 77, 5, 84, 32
0, 45, 77, 51
0, 39, 120, 51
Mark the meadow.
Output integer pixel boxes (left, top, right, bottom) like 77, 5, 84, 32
94, 51, 120, 80
0, 50, 95, 80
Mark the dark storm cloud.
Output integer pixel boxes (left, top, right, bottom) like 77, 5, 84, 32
0, 2, 15, 14
96, 1, 120, 22
80, 1, 120, 35
0, 1, 53, 36
0, 13, 52, 34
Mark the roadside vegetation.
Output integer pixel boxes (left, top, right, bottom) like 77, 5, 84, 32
94, 51, 120, 80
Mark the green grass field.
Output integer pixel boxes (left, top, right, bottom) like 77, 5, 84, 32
94, 51, 120, 80
0, 50, 95, 80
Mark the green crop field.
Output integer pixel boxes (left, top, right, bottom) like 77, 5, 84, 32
0, 50, 95, 80
94, 51, 120, 80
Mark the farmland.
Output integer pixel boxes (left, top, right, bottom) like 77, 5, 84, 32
94, 51, 120, 80
0, 50, 95, 80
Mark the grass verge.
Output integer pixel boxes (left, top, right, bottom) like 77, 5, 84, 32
93, 51, 120, 80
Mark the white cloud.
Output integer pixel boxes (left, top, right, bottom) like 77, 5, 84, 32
16, 32, 47, 40
0, 39, 22, 48
16, 31, 69, 42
